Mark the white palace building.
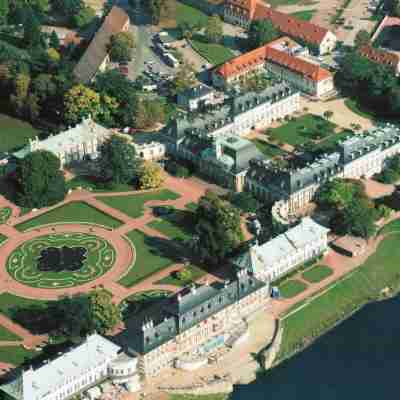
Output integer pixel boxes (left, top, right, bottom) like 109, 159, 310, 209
234, 217, 330, 282
0, 334, 141, 400
13, 117, 112, 167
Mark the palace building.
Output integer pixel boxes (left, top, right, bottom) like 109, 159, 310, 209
234, 217, 329, 282
223, 0, 336, 54
246, 124, 400, 216
119, 270, 269, 378
13, 117, 112, 167
0, 334, 140, 400
213, 38, 334, 98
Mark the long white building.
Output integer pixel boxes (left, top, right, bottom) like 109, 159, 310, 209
13, 117, 112, 167
234, 217, 329, 282
0, 334, 140, 400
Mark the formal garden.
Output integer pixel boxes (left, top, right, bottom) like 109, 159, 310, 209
278, 279, 308, 298
302, 265, 333, 284
6, 233, 116, 289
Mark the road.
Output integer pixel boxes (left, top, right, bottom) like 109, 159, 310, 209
118, 0, 175, 80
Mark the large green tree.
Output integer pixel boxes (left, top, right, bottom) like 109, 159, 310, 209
247, 19, 279, 50
109, 31, 135, 62
195, 190, 243, 263
354, 29, 370, 48
16, 150, 67, 208
98, 135, 138, 184
71, 5, 95, 28
0, 0, 9, 24
88, 288, 121, 335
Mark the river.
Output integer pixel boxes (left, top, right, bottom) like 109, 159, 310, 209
232, 295, 400, 399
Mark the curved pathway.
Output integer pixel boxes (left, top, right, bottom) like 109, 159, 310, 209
0, 175, 215, 359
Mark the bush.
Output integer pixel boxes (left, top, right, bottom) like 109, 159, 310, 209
175, 269, 192, 282
166, 161, 190, 178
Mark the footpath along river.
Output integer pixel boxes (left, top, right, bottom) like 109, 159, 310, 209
231, 295, 400, 399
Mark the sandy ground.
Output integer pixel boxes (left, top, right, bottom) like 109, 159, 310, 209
301, 96, 374, 131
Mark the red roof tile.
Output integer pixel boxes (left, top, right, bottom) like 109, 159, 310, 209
215, 43, 332, 82
359, 45, 400, 70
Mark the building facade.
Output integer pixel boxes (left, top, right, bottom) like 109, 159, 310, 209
0, 334, 140, 400
121, 270, 269, 378
177, 84, 218, 111
213, 38, 334, 98
13, 117, 112, 167
134, 141, 167, 161
234, 217, 329, 281
246, 124, 400, 216
223, 0, 337, 54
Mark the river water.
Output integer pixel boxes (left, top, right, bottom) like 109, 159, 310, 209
232, 296, 400, 399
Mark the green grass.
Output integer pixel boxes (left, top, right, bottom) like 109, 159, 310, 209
344, 98, 375, 120
313, 129, 354, 152
269, 114, 337, 146
15, 202, 123, 232
118, 229, 176, 287
0, 345, 36, 365
96, 190, 180, 219
0, 207, 12, 224
279, 233, 400, 360
147, 209, 194, 241
0, 233, 7, 245
0, 293, 49, 320
252, 139, 287, 158
66, 175, 133, 192
302, 265, 333, 283
176, 1, 209, 27
290, 9, 316, 21
190, 37, 235, 66
279, 280, 308, 298
0, 114, 39, 152
0, 325, 21, 341
156, 264, 206, 286
379, 218, 400, 235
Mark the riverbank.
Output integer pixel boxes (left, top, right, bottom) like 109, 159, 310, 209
273, 227, 400, 365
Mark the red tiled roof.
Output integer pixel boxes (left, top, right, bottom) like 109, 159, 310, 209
359, 45, 400, 69
215, 43, 332, 82
255, 3, 329, 45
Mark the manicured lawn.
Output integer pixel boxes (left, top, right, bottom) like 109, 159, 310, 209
0, 207, 12, 224
269, 114, 337, 146
252, 139, 287, 158
0, 233, 7, 245
0, 114, 38, 152
0, 325, 21, 341
279, 280, 308, 298
156, 264, 206, 286
302, 265, 333, 283
279, 233, 400, 360
148, 209, 194, 241
66, 175, 133, 192
190, 37, 235, 66
0, 293, 50, 320
290, 9, 316, 21
176, 1, 208, 27
380, 218, 400, 235
313, 129, 354, 153
96, 190, 180, 219
118, 229, 176, 287
15, 202, 123, 232
0, 345, 36, 365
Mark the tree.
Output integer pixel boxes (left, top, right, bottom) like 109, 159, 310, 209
109, 31, 135, 62
0, 0, 9, 24
228, 192, 259, 214
88, 288, 121, 335
195, 190, 243, 263
247, 19, 279, 50
32, 73, 57, 101
10, 73, 30, 116
16, 150, 67, 208
172, 60, 195, 94
23, 10, 43, 48
323, 110, 334, 121
205, 14, 223, 44
71, 5, 95, 28
49, 30, 61, 49
148, 0, 176, 25
98, 135, 138, 184
47, 48, 61, 64
64, 84, 101, 124
52, 0, 83, 16
137, 161, 164, 189
25, 93, 41, 121
354, 29, 370, 48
